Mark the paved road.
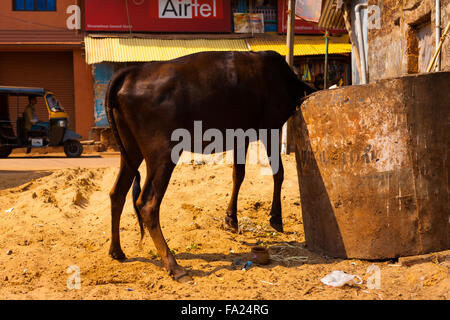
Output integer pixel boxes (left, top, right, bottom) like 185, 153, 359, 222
0, 154, 120, 171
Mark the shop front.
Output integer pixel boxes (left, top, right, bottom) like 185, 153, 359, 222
0, 51, 76, 131
85, 0, 238, 133
0, 0, 95, 140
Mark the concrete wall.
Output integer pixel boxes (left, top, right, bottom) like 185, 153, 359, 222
367, 0, 450, 81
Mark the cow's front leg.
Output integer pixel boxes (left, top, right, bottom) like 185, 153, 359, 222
225, 163, 246, 231
269, 153, 284, 232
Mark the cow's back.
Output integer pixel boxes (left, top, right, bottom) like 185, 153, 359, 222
117, 51, 302, 134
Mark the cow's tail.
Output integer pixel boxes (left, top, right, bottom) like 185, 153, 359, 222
104, 67, 145, 241
132, 172, 144, 241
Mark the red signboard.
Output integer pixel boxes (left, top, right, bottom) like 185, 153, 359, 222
85, 0, 231, 33
278, 0, 346, 35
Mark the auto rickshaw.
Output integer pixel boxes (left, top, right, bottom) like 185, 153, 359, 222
0, 86, 83, 158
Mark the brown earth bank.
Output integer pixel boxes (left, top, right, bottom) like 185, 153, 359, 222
0, 154, 448, 300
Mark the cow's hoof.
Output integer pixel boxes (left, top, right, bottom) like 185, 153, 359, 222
224, 216, 239, 232
172, 269, 192, 283
175, 274, 193, 283
109, 248, 127, 261
269, 217, 284, 233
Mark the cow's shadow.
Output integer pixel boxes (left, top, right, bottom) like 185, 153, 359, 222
122, 239, 341, 279
179, 240, 341, 279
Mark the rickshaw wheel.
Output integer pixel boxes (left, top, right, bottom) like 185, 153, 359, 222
0, 146, 12, 158
64, 140, 83, 158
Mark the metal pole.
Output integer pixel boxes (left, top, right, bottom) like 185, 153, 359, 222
343, 2, 363, 81
282, 0, 295, 155
249, 0, 254, 36
324, 30, 329, 89
436, 0, 441, 71
355, 3, 368, 84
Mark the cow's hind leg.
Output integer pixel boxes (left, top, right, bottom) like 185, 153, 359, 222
225, 142, 249, 232
109, 155, 142, 260
138, 151, 190, 282
264, 136, 284, 233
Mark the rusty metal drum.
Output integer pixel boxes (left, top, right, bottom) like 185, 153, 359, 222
290, 72, 450, 259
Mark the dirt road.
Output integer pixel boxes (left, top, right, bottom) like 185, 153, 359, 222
0, 154, 119, 171
0, 153, 448, 300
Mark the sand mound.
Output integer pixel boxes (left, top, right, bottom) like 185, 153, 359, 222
2, 167, 106, 212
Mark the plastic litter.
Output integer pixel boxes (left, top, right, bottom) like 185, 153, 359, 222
320, 270, 363, 287
4, 207, 14, 213
242, 261, 253, 270
260, 280, 278, 285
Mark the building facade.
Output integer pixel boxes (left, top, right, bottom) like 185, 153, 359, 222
1, 1, 353, 142
319, 0, 450, 84
84, 0, 352, 133
0, 0, 94, 139
367, 0, 450, 81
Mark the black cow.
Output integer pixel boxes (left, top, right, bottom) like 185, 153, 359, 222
105, 51, 316, 281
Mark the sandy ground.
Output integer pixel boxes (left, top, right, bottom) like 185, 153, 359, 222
0, 153, 448, 300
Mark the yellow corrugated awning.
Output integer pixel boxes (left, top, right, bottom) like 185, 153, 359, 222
248, 35, 351, 56
84, 35, 351, 64
84, 37, 249, 64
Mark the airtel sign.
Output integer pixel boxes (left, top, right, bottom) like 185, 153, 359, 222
85, 0, 230, 32
159, 0, 219, 19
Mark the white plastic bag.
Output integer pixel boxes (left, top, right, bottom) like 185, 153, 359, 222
320, 270, 363, 287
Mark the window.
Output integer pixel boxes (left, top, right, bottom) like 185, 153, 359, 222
13, 0, 56, 11
417, 23, 433, 73
46, 94, 64, 113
